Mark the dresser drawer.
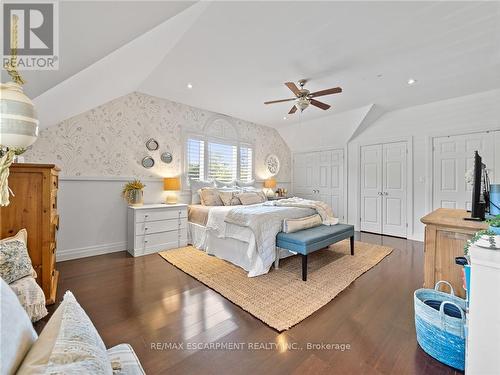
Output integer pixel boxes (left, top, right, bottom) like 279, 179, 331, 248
135, 218, 187, 235
136, 208, 187, 223
134, 230, 186, 249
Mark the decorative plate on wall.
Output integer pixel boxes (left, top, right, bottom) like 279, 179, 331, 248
161, 152, 173, 164
141, 156, 155, 168
266, 154, 280, 176
146, 138, 159, 151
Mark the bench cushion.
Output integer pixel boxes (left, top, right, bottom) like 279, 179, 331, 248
276, 224, 354, 255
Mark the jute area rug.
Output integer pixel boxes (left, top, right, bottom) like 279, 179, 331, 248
159, 240, 392, 331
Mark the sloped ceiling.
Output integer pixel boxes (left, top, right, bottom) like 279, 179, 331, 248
23, 1, 500, 130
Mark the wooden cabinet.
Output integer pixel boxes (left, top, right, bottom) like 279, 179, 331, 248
421, 208, 487, 298
127, 204, 188, 257
0, 163, 60, 304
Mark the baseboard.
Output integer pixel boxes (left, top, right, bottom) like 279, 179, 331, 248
57, 241, 127, 261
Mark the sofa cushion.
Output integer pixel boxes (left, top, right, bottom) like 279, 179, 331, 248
107, 344, 146, 375
9, 275, 48, 322
44, 291, 113, 374
16, 294, 65, 374
0, 278, 38, 375
0, 229, 35, 284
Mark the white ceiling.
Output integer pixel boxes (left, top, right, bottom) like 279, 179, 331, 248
1, 1, 195, 98
140, 1, 500, 128
13, 1, 500, 129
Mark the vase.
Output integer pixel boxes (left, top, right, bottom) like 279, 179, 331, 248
489, 225, 500, 235
128, 189, 144, 207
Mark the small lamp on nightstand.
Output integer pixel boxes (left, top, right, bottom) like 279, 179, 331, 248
263, 178, 277, 198
163, 177, 181, 204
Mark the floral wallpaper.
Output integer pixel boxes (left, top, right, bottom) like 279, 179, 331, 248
25, 92, 291, 182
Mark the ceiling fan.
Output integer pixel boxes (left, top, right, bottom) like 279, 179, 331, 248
264, 79, 342, 114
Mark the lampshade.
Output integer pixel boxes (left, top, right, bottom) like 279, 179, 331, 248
163, 177, 181, 191
0, 82, 39, 149
264, 179, 277, 189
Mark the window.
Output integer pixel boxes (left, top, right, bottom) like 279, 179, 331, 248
186, 138, 253, 182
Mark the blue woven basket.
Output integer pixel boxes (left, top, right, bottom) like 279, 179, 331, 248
414, 281, 466, 371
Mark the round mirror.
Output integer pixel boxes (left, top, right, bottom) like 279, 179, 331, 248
145, 138, 159, 151
161, 152, 173, 164
141, 156, 155, 169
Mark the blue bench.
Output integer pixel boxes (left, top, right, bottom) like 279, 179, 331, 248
276, 224, 355, 281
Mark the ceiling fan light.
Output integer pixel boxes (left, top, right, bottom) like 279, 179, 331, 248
296, 97, 310, 111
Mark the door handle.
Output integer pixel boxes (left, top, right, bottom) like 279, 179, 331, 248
384, 192, 388, 196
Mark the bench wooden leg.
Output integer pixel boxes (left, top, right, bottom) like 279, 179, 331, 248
302, 254, 307, 281
350, 235, 354, 256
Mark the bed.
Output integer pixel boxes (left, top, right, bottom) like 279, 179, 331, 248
187, 203, 318, 277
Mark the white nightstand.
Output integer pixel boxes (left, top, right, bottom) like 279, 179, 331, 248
127, 203, 188, 257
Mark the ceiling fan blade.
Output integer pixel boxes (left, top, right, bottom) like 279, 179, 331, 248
310, 99, 331, 110
285, 82, 301, 97
309, 87, 342, 98
264, 98, 296, 105
288, 105, 297, 114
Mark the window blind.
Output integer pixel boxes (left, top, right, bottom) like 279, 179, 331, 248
207, 141, 237, 182
186, 138, 204, 181
239, 145, 253, 182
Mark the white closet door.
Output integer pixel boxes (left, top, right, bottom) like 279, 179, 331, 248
293, 152, 316, 200
382, 142, 407, 237
316, 149, 344, 221
433, 132, 495, 211
360, 144, 383, 233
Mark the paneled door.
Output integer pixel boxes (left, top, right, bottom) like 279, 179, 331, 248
293, 149, 344, 221
433, 132, 495, 211
360, 144, 383, 234
360, 142, 407, 237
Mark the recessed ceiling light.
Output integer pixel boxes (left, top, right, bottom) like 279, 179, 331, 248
187, 83, 193, 89
407, 78, 417, 85
283, 116, 287, 120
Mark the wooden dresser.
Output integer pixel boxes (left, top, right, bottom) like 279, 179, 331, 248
0, 163, 60, 304
421, 208, 487, 298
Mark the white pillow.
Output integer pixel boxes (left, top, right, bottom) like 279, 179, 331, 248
44, 291, 113, 374
283, 214, 322, 233
189, 179, 215, 204
0, 278, 38, 375
215, 180, 236, 188
236, 180, 256, 188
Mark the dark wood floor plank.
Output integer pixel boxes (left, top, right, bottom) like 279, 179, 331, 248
34, 232, 460, 375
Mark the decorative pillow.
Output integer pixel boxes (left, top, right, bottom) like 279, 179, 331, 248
236, 180, 256, 188
9, 275, 48, 322
44, 291, 113, 374
0, 229, 35, 284
283, 214, 322, 233
215, 180, 236, 188
236, 191, 267, 205
16, 291, 65, 374
189, 179, 215, 204
199, 188, 223, 206
218, 191, 242, 206
0, 278, 38, 375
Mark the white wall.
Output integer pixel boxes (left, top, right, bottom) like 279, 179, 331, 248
284, 88, 500, 241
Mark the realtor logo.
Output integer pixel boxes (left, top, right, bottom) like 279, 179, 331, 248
2, 1, 59, 70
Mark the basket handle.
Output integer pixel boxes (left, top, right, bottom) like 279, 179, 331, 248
439, 301, 465, 339
434, 280, 455, 296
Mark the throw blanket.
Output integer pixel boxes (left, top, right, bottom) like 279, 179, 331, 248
224, 204, 315, 260
264, 197, 339, 225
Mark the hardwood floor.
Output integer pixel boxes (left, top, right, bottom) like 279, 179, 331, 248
36, 232, 462, 375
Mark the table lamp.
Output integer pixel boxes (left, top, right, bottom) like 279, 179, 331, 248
263, 178, 277, 197
163, 177, 181, 204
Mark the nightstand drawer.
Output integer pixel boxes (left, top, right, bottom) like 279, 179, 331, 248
134, 231, 186, 249
136, 208, 187, 223
135, 218, 187, 235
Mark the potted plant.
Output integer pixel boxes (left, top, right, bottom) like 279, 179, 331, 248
487, 214, 500, 235
122, 180, 145, 206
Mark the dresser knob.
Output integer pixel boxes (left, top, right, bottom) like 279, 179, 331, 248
144, 227, 149, 230
144, 240, 148, 243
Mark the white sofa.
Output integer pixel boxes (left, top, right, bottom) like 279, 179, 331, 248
0, 278, 145, 375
